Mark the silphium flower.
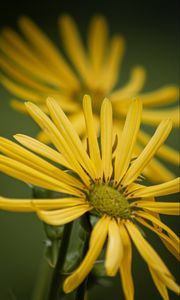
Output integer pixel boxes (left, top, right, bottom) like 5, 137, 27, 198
0, 96, 179, 299
0, 15, 179, 183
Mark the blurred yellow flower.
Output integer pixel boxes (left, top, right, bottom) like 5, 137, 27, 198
0, 15, 179, 183
0, 96, 179, 299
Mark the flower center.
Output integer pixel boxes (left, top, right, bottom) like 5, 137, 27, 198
88, 183, 131, 218
75, 88, 105, 114
74, 88, 123, 120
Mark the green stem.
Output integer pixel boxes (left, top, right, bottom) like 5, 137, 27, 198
32, 245, 55, 300
48, 222, 73, 300
74, 214, 91, 300
32, 187, 63, 300
75, 277, 88, 300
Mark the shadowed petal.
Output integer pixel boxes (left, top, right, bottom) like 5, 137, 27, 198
63, 216, 110, 293
125, 221, 172, 277
123, 119, 172, 186
119, 222, 134, 300
105, 219, 123, 276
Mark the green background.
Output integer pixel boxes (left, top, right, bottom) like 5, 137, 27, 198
0, 0, 179, 299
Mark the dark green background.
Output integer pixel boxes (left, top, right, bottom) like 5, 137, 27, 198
0, 0, 179, 299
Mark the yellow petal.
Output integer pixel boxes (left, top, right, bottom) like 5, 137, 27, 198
130, 178, 180, 198
135, 215, 179, 260
0, 75, 43, 101
50, 94, 80, 113
14, 134, 70, 168
139, 86, 179, 107
88, 15, 108, 76
0, 137, 83, 190
0, 56, 58, 95
125, 221, 172, 277
83, 95, 102, 178
10, 99, 28, 113
18, 16, 80, 90
138, 130, 179, 165
134, 211, 179, 245
63, 216, 110, 293
89, 215, 108, 247
100, 98, 113, 180
141, 107, 179, 127
114, 99, 142, 183
123, 119, 173, 186
33, 197, 85, 209
149, 267, 169, 300
110, 66, 146, 101
37, 204, 91, 226
159, 272, 180, 295
1, 27, 58, 77
0, 197, 34, 212
105, 219, 123, 276
119, 223, 134, 300
59, 15, 93, 87
142, 156, 175, 183
133, 196, 180, 261
0, 35, 60, 86
25, 101, 90, 185
133, 142, 175, 183
36, 130, 52, 144
69, 112, 86, 137
0, 197, 84, 212
1, 27, 42, 63
131, 200, 180, 215
46, 98, 96, 179
99, 35, 125, 92
0, 155, 81, 196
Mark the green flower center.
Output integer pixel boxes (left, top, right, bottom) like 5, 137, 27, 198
88, 183, 131, 218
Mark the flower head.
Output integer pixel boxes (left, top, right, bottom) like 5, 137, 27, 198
0, 15, 179, 183
0, 96, 179, 299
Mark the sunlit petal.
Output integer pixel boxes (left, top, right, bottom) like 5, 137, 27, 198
37, 204, 91, 226
123, 119, 173, 186
0, 197, 85, 212
131, 200, 180, 215
25, 101, 90, 185
138, 130, 179, 165
114, 99, 142, 183
83, 95, 102, 178
130, 178, 180, 198
100, 98, 113, 180
46, 97, 96, 179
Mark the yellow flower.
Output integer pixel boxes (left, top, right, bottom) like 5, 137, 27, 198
0, 15, 179, 183
0, 96, 179, 299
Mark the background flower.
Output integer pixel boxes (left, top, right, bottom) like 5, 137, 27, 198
0, 0, 179, 299
0, 13, 179, 183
